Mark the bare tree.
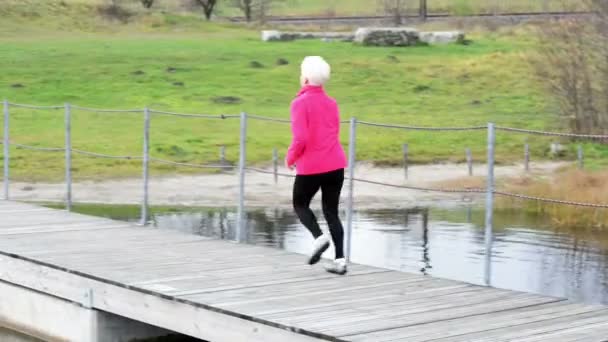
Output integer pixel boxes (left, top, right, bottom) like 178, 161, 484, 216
531, 0, 608, 135
235, 0, 254, 22
378, 0, 408, 26
194, 0, 218, 20
141, 0, 154, 8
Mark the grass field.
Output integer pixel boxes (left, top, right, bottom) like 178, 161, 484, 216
0, 0, 606, 182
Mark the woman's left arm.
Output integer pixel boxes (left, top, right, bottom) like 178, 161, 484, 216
286, 101, 308, 167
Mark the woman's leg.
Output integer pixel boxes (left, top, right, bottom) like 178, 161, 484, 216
321, 169, 345, 260
292, 175, 322, 238
293, 174, 329, 265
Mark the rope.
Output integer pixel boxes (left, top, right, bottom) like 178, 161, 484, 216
72, 149, 142, 160
358, 121, 487, 131
12, 143, 64, 152
352, 177, 486, 193
151, 157, 233, 169
496, 126, 608, 139
71, 106, 142, 113
246, 167, 295, 178
494, 191, 608, 209
248, 115, 291, 123
8, 103, 63, 110
150, 110, 239, 119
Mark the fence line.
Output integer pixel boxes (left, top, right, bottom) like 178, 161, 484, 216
3, 100, 607, 287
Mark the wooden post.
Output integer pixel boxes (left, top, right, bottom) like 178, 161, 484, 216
403, 143, 409, 180
419, 0, 427, 21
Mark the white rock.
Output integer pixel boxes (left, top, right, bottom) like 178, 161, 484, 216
261, 30, 282, 42
419, 31, 465, 44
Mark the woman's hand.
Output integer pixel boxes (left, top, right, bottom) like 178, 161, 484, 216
285, 159, 295, 170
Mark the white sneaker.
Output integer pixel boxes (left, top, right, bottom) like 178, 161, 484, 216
325, 258, 348, 275
308, 235, 330, 265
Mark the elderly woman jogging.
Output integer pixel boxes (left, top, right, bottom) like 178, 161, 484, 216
286, 56, 348, 275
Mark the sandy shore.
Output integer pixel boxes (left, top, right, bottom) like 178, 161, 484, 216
8, 162, 565, 209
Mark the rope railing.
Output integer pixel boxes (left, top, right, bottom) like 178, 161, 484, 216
246, 166, 296, 178
248, 115, 291, 123
12, 143, 64, 152
494, 191, 608, 209
151, 157, 233, 169
71, 105, 143, 113
71, 149, 142, 160
358, 120, 487, 131
8, 103, 63, 110
496, 126, 608, 139
3, 100, 608, 212
352, 177, 486, 194
149, 110, 240, 119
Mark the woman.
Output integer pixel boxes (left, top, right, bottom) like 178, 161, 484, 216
286, 56, 348, 275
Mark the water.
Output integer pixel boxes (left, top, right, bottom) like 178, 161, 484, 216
138, 206, 608, 305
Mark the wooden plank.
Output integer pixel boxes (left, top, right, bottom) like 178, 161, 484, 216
347, 302, 604, 341
305, 294, 563, 337
0, 253, 339, 342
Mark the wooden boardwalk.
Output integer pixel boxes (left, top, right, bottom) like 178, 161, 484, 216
1, 200, 608, 342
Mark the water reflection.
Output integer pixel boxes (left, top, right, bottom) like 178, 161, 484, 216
130, 206, 608, 305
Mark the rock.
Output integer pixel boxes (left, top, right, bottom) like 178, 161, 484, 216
212, 96, 242, 104
354, 27, 420, 46
419, 31, 466, 44
261, 30, 354, 42
549, 143, 566, 157
276, 58, 289, 66
387, 55, 400, 63
249, 61, 264, 69
11, 83, 25, 88
261, 30, 284, 42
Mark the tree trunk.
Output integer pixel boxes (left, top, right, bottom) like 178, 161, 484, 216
419, 0, 427, 20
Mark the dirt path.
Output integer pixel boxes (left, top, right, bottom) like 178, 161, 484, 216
9, 162, 565, 209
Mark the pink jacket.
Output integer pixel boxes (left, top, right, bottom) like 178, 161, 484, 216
286, 85, 347, 175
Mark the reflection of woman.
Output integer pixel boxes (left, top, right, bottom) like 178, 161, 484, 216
286, 56, 348, 275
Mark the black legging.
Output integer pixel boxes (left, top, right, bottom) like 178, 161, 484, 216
293, 168, 345, 260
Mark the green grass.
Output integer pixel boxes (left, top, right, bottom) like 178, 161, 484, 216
0, 1, 605, 181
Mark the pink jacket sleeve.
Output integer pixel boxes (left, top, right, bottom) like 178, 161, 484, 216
286, 100, 308, 166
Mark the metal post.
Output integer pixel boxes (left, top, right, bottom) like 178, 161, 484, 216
524, 143, 530, 172
236, 112, 248, 243
578, 145, 584, 170
220, 145, 226, 164
65, 103, 72, 211
3, 100, 9, 200
140, 107, 150, 226
403, 143, 409, 180
272, 147, 278, 184
345, 117, 357, 263
484, 123, 496, 286
466, 148, 473, 176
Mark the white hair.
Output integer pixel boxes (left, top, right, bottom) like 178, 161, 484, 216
301, 56, 331, 86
